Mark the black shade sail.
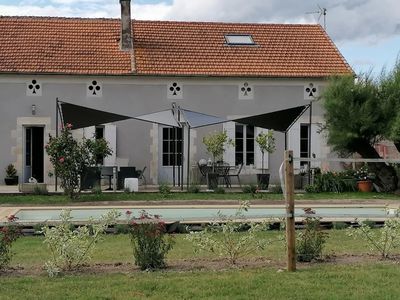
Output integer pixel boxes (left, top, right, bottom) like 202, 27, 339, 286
59, 102, 132, 129
232, 105, 310, 132
59, 101, 308, 132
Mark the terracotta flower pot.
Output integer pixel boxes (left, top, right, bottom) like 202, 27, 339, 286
357, 180, 373, 192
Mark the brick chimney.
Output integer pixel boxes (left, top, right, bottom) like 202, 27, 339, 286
120, 0, 133, 51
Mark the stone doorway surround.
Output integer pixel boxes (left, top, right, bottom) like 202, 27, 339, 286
13, 117, 53, 184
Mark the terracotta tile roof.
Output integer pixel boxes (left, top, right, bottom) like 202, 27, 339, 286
0, 16, 352, 77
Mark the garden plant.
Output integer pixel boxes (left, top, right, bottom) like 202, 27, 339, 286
296, 214, 328, 262
202, 130, 234, 169
128, 210, 175, 270
42, 209, 119, 277
255, 130, 276, 173
347, 210, 400, 258
46, 123, 112, 199
0, 215, 21, 270
186, 201, 273, 265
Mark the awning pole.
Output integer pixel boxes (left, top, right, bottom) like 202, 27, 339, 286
173, 127, 176, 187
186, 126, 191, 191
180, 124, 184, 191
308, 101, 312, 185
284, 131, 287, 150
55, 98, 59, 192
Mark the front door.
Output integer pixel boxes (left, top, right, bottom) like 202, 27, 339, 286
24, 126, 44, 183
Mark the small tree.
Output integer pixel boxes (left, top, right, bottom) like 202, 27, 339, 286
202, 130, 234, 171
46, 123, 112, 199
255, 130, 275, 174
322, 74, 398, 191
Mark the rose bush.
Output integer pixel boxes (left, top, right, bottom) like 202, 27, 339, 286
46, 123, 111, 198
128, 210, 174, 270
0, 215, 21, 270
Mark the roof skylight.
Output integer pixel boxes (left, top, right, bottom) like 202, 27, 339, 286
225, 34, 255, 45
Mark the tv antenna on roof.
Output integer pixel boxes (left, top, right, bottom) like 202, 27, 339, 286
306, 5, 327, 30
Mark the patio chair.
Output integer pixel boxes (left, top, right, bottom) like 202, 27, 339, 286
137, 166, 147, 186
227, 163, 243, 187
197, 162, 208, 184
215, 162, 231, 188
100, 166, 114, 190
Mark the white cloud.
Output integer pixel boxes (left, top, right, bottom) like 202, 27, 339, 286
0, 4, 73, 16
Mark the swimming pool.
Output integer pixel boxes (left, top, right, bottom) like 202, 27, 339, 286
9, 205, 398, 224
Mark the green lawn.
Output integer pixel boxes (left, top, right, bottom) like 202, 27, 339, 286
1, 264, 400, 299
2, 230, 400, 299
0, 191, 399, 205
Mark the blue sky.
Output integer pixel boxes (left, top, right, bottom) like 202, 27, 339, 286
1, 0, 399, 76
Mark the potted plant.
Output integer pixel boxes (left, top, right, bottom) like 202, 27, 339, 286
4, 164, 18, 185
255, 130, 276, 190
354, 164, 374, 192
202, 130, 234, 189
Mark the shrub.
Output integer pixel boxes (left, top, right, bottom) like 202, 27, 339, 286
306, 171, 357, 193
186, 201, 272, 265
242, 184, 258, 194
128, 210, 174, 270
347, 212, 400, 258
42, 209, 119, 276
45, 123, 112, 199
304, 184, 319, 193
0, 215, 21, 270
296, 215, 328, 262
158, 183, 171, 198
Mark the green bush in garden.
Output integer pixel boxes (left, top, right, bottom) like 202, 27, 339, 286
186, 201, 273, 265
347, 210, 400, 258
0, 215, 21, 270
296, 216, 328, 262
42, 209, 119, 277
306, 171, 357, 193
46, 123, 112, 199
128, 210, 174, 270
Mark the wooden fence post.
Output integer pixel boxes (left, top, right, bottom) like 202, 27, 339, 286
285, 150, 296, 271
